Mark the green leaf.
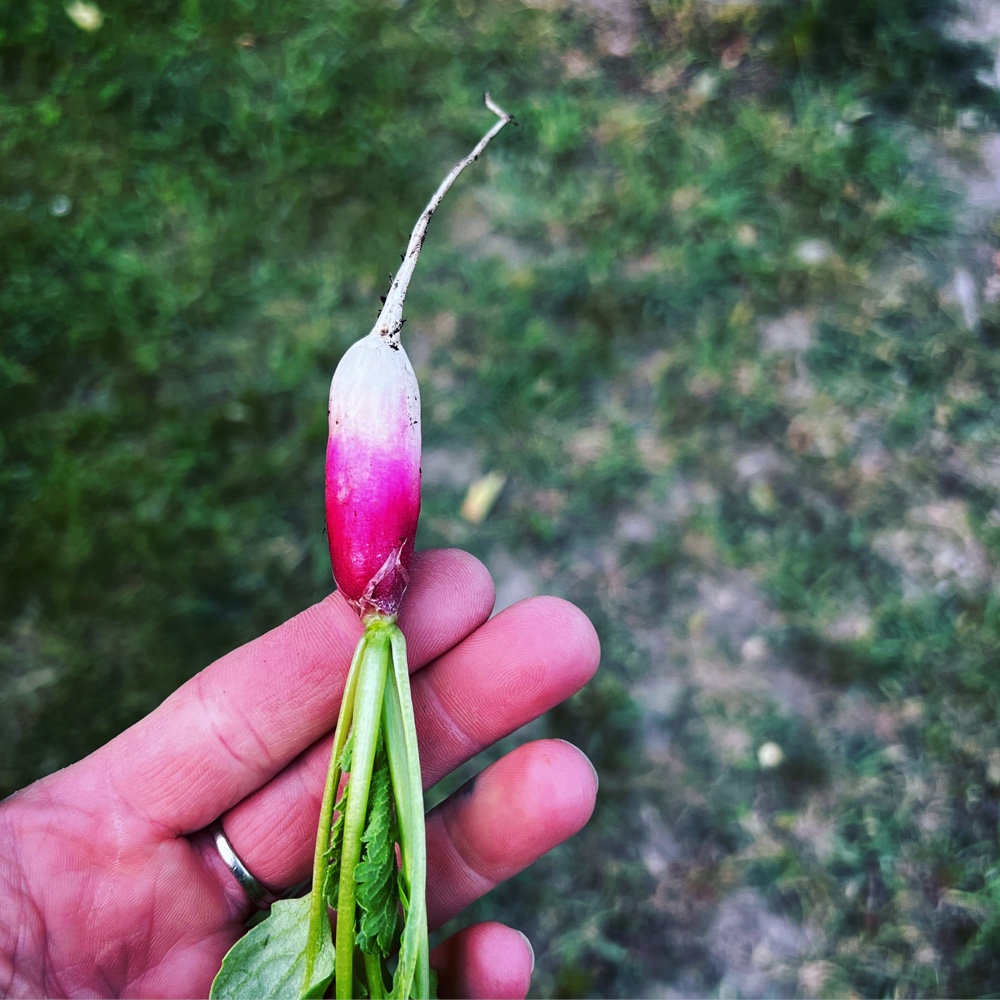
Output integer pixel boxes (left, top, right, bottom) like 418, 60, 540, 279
355, 735, 400, 957
322, 733, 355, 910
339, 731, 355, 774
323, 794, 347, 910
209, 894, 334, 1000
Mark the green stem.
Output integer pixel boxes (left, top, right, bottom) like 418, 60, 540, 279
381, 674, 411, 868
387, 625, 429, 999
302, 631, 368, 993
363, 952, 387, 1000
335, 626, 391, 1000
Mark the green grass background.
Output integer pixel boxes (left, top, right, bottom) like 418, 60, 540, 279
4, 0, 1000, 995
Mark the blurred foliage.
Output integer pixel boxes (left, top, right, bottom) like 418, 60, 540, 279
3, 0, 1000, 996
758, 0, 1000, 122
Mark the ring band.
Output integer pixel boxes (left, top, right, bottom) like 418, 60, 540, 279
210, 821, 279, 908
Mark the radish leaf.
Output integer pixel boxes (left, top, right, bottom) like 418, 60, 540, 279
355, 735, 400, 957
209, 895, 334, 1000
323, 733, 354, 910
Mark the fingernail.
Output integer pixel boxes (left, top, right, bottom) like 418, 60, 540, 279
554, 738, 599, 793
516, 930, 535, 975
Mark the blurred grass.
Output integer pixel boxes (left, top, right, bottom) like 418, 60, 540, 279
3, 0, 1000, 996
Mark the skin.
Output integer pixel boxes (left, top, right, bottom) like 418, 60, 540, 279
0, 549, 600, 999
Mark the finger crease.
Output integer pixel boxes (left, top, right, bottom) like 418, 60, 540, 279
195, 672, 276, 783
434, 808, 495, 895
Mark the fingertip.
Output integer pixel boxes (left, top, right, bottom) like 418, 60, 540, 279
547, 595, 601, 683
517, 737, 598, 835
499, 594, 602, 686
554, 738, 600, 797
432, 922, 534, 999
432, 739, 598, 906
412, 547, 497, 622
398, 549, 496, 662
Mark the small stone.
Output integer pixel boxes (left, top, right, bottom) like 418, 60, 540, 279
49, 195, 72, 217
741, 636, 768, 663
795, 239, 833, 266
761, 310, 814, 352
65, 2, 103, 30
690, 71, 718, 101
757, 742, 785, 768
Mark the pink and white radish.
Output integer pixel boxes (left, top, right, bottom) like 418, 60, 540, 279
325, 94, 512, 621
210, 95, 514, 1000
324, 332, 421, 619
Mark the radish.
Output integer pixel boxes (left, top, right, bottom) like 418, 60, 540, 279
211, 95, 514, 1000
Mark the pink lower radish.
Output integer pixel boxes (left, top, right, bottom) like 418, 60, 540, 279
210, 96, 514, 1000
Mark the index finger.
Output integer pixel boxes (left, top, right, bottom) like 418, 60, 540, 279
81, 549, 495, 834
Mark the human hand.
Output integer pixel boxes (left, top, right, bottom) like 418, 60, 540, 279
0, 549, 599, 999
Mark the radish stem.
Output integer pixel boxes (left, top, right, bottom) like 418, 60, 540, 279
382, 667, 411, 864
363, 952, 387, 999
333, 627, 391, 999
302, 632, 367, 989
386, 625, 429, 999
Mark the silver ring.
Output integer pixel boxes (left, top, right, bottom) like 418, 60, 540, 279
210, 821, 278, 908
